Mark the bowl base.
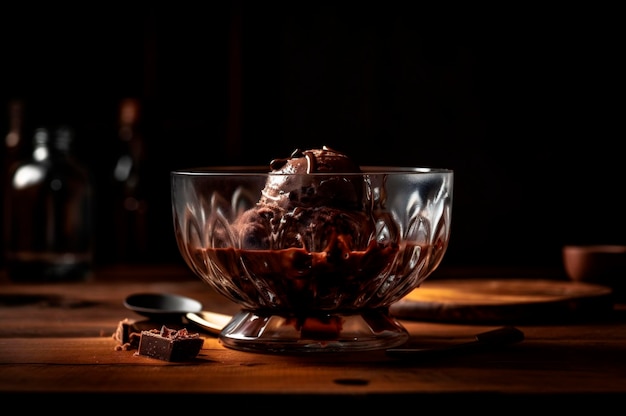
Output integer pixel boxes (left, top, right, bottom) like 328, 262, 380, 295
218, 308, 409, 353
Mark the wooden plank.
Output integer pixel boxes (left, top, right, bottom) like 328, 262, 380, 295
1, 334, 625, 395
1, 267, 626, 402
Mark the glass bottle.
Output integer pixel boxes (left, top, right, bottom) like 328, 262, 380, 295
110, 98, 149, 263
3, 125, 94, 282
2, 99, 27, 271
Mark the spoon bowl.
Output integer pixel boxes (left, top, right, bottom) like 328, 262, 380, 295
123, 292, 233, 334
124, 293, 203, 320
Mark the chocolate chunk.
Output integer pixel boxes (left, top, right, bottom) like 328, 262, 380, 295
112, 318, 166, 351
136, 326, 204, 362
112, 318, 143, 350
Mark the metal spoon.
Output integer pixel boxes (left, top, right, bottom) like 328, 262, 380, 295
123, 292, 232, 335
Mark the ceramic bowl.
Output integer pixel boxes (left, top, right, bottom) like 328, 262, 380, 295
562, 245, 626, 299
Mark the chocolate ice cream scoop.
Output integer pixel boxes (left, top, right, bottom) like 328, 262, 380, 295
260, 146, 364, 210
268, 146, 361, 174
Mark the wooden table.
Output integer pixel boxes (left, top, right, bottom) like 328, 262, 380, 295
1, 264, 625, 410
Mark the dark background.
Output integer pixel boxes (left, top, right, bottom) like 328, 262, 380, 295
1, 3, 624, 270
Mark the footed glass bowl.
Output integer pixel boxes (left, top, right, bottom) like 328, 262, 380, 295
171, 166, 453, 353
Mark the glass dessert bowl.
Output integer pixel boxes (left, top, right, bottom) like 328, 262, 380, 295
171, 148, 453, 353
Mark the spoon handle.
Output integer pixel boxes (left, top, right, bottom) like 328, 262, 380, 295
186, 311, 233, 335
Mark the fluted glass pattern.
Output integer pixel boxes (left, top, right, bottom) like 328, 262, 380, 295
171, 167, 453, 314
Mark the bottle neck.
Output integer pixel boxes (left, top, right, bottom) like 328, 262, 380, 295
32, 126, 74, 162
117, 98, 144, 157
32, 128, 51, 161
